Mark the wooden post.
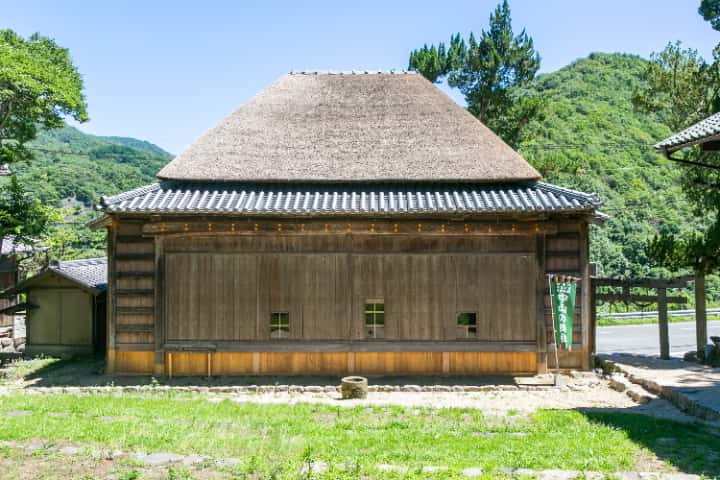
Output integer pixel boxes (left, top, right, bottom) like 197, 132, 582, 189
695, 270, 708, 358
154, 237, 165, 376
589, 282, 597, 357
536, 235, 547, 373
579, 223, 591, 370
106, 220, 117, 374
658, 287, 669, 360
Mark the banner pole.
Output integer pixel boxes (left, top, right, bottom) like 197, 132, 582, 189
548, 274, 561, 381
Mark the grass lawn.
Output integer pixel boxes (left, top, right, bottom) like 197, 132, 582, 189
0, 393, 719, 478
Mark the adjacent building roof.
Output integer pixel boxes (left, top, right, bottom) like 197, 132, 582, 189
655, 112, 720, 153
49, 257, 108, 291
99, 181, 600, 216
1, 235, 45, 256
157, 71, 541, 184
5, 257, 108, 297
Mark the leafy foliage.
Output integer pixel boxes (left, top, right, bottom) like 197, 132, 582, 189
408, 0, 543, 147
521, 53, 695, 278
0, 29, 87, 165
632, 42, 720, 132
633, 38, 720, 277
3, 125, 171, 259
700, 0, 720, 32
0, 175, 58, 240
0, 29, 88, 241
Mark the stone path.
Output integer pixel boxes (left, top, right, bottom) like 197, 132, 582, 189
599, 354, 720, 421
0, 439, 704, 479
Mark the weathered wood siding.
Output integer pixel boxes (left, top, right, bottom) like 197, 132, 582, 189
543, 222, 590, 369
24, 275, 96, 356
163, 251, 536, 343
107, 218, 591, 375
0, 259, 17, 328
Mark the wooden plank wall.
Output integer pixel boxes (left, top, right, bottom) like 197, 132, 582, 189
111, 221, 156, 354
543, 221, 590, 369
0, 264, 17, 328
164, 351, 537, 376
162, 250, 536, 343
108, 218, 589, 375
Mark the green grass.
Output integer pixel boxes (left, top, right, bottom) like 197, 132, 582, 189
0, 394, 718, 478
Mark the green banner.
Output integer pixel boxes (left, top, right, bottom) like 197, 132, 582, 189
550, 275, 577, 351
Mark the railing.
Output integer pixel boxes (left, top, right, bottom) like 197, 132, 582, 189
601, 308, 720, 320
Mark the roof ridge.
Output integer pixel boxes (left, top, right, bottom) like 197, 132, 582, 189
100, 183, 161, 208
289, 70, 416, 75
57, 257, 107, 267
536, 182, 602, 206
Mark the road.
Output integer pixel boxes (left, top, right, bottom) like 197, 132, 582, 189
597, 320, 720, 357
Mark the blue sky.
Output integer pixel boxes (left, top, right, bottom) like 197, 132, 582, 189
4, 1, 718, 154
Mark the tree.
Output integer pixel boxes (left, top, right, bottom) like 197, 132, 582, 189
700, 0, 720, 32
634, 5, 720, 356
0, 29, 87, 240
408, 0, 543, 147
632, 42, 720, 131
0, 175, 57, 239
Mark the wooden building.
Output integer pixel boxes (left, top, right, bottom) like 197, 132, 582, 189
92, 71, 603, 376
5, 258, 107, 356
655, 112, 720, 357
0, 236, 44, 330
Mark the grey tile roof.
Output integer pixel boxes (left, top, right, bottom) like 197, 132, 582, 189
50, 257, 107, 291
99, 181, 600, 216
655, 112, 720, 152
1, 235, 45, 256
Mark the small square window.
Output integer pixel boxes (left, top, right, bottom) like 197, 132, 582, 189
365, 300, 385, 339
457, 312, 477, 339
270, 312, 290, 339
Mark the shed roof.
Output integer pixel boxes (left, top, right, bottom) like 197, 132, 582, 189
4, 257, 108, 297
99, 181, 600, 216
49, 257, 108, 291
655, 112, 720, 153
157, 71, 541, 184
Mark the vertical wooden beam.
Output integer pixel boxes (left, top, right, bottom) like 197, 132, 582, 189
589, 280, 597, 358
695, 270, 707, 358
154, 236, 165, 376
347, 352, 355, 373
658, 287, 669, 360
535, 233, 547, 373
106, 220, 117, 374
579, 222, 591, 370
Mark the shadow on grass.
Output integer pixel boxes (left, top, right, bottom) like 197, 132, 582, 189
579, 407, 720, 477
17, 354, 516, 388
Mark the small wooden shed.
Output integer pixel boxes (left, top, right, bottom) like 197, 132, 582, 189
9, 258, 107, 356
92, 71, 604, 376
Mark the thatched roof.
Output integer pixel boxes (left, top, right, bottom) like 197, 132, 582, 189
158, 71, 541, 183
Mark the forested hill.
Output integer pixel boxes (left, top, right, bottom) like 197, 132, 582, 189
8, 53, 701, 281
520, 52, 693, 278
10, 126, 172, 258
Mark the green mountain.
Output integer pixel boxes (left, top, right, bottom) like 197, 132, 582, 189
5, 53, 708, 291
521, 52, 694, 279
9, 126, 172, 258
